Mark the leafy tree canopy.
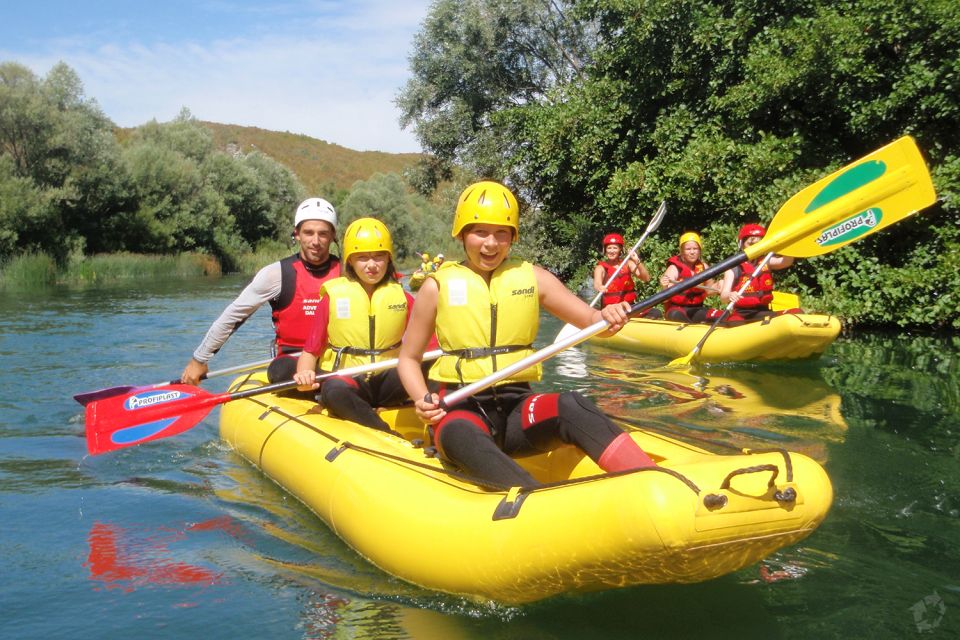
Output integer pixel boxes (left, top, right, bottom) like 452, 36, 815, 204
400, 0, 960, 328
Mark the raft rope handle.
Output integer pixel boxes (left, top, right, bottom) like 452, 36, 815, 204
743, 448, 794, 482
718, 461, 798, 505
245, 396, 704, 496
720, 463, 779, 490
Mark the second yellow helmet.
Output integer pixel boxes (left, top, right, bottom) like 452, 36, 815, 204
342, 217, 393, 263
452, 181, 519, 239
679, 231, 702, 249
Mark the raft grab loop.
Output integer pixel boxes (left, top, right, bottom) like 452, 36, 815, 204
493, 486, 529, 521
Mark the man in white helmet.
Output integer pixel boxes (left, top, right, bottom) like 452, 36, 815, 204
181, 197, 341, 384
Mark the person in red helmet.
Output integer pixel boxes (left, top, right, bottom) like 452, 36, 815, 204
593, 233, 662, 319
719, 223, 799, 324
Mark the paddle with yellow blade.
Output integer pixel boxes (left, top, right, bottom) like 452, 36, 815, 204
666, 252, 775, 367
553, 200, 667, 343
771, 291, 801, 312
84, 350, 444, 455
440, 136, 937, 408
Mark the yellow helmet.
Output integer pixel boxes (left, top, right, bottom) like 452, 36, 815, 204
679, 231, 702, 249
452, 181, 519, 239
421, 253, 431, 262
342, 217, 393, 263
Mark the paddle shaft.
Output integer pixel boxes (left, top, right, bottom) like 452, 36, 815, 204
184, 349, 444, 408
588, 236, 646, 308
684, 252, 776, 360
87, 349, 444, 454
588, 201, 665, 307
441, 253, 747, 408
73, 352, 302, 405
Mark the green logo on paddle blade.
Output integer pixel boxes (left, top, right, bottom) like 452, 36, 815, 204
815, 208, 882, 247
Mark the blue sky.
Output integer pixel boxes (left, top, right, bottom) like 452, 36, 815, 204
0, 0, 433, 152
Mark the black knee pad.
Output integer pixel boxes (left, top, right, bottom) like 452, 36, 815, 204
319, 377, 352, 404
556, 391, 620, 458
665, 308, 688, 322
267, 355, 297, 383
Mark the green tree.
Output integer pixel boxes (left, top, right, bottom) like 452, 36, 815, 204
397, 0, 594, 192
0, 61, 130, 262
402, 0, 960, 328
338, 173, 463, 263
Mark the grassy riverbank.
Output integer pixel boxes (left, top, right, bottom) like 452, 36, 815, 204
0, 247, 289, 289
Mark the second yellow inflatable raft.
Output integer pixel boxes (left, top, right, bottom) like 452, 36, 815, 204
590, 313, 841, 362
220, 372, 833, 604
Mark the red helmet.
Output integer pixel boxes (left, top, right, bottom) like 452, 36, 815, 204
603, 233, 625, 247
738, 223, 766, 242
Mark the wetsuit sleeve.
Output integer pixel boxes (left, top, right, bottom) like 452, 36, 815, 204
303, 296, 331, 357
191, 262, 282, 363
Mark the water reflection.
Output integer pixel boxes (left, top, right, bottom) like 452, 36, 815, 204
86, 520, 225, 591
579, 347, 847, 462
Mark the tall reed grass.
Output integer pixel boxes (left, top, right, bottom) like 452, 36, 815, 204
231, 241, 295, 274
0, 253, 58, 288
1, 245, 306, 290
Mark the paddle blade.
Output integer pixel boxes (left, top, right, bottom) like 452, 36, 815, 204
667, 352, 695, 368
756, 136, 937, 259
85, 385, 220, 455
74, 385, 139, 406
771, 291, 801, 312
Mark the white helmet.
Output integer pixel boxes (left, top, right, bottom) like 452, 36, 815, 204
294, 197, 337, 232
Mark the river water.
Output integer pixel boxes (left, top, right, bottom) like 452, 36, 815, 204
1, 275, 957, 639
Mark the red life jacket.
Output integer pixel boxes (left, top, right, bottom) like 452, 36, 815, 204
730, 260, 774, 310
596, 259, 637, 305
664, 255, 707, 311
270, 254, 341, 352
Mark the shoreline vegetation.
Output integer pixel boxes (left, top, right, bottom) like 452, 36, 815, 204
0, 248, 429, 289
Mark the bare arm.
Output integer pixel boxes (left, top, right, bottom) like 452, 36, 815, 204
293, 352, 320, 390
719, 270, 737, 304
659, 264, 679, 289
536, 266, 630, 335
399, 278, 445, 424
592, 263, 607, 292
769, 255, 795, 270
180, 263, 282, 384
629, 255, 651, 282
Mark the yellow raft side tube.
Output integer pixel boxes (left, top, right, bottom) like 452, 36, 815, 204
220, 374, 833, 604
591, 313, 841, 362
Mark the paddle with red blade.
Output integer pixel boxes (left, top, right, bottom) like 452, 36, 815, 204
85, 350, 443, 455
440, 135, 938, 408
73, 353, 301, 406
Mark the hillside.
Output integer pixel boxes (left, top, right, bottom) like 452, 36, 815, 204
199, 121, 424, 194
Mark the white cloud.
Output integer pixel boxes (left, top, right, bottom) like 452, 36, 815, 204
1, 0, 430, 153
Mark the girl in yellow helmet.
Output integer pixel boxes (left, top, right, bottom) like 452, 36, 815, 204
659, 231, 719, 322
398, 181, 656, 489
294, 218, 426, 432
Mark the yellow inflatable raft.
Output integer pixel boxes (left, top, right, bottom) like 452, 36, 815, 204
220, 372, 833, 604
590, 313, 841, 362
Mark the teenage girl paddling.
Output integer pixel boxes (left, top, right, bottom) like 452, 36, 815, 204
398, 181, 657, 489
594, 232, 662, 319
293, 218, 415, 433
659, 231, 719, 322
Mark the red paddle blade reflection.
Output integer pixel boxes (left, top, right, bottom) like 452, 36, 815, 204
86, 521, 227, 591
